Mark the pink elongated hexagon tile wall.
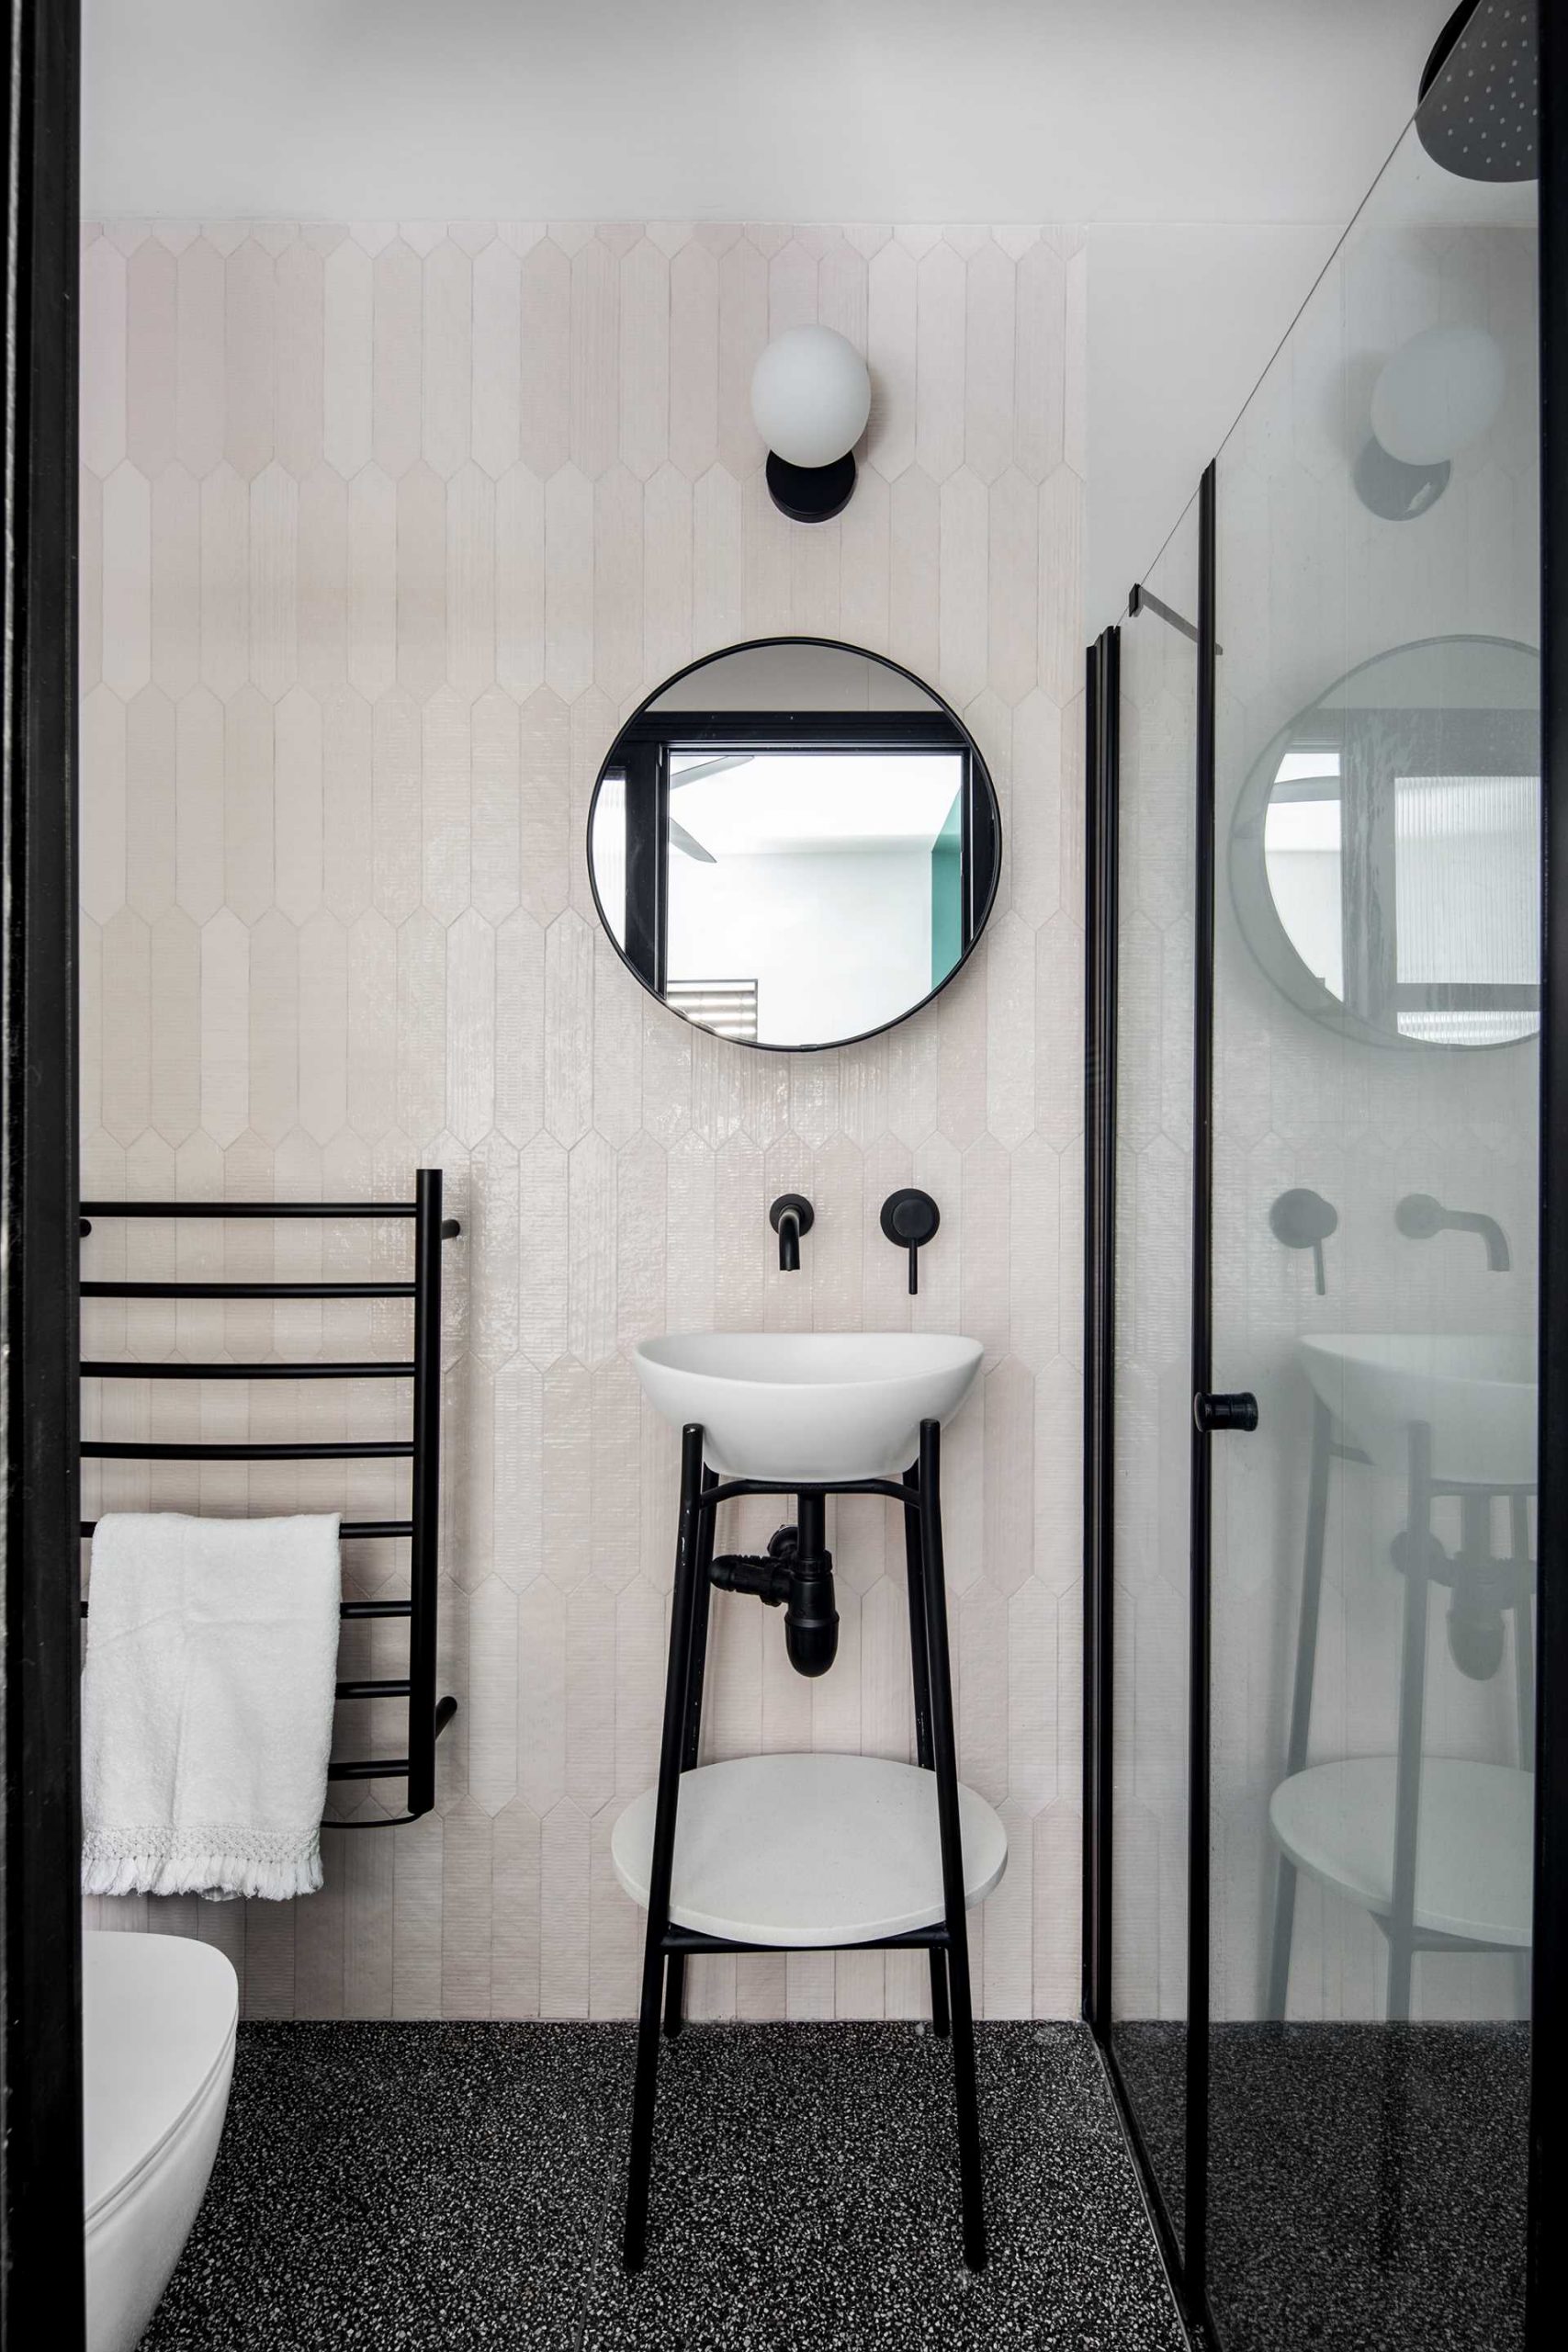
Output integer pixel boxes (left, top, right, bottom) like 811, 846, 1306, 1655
77, 219, 1086, 2021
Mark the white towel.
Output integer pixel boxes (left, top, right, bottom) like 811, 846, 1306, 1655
82, 1512, 343, 1902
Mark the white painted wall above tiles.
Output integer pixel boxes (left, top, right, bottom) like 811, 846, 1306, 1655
81, 1, 1456, 226
79, 220, 1087, 2022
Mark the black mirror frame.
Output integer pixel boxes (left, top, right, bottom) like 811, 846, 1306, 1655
1226, 630, 1541, 1054
586, 634, 1003, 1055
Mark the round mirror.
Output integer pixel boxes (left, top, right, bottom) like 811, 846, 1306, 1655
1228, 635, 1540, 1049
588, 638, 1000, 1051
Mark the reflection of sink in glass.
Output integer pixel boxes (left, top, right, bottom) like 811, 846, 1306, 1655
1298, 1333, 1536, 1486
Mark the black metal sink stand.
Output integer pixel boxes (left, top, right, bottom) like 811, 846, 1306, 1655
622, 1415, 985, 2272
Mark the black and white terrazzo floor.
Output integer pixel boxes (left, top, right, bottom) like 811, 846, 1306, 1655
1112, 2020, 1528, 2352
140, 2020, 1187, 2352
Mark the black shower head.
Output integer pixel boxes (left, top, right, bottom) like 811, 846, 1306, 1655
1416, 0, 1537, 183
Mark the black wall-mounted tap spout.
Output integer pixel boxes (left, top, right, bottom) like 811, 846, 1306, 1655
881, 1189, 940, 1294
1395, 1193, 1510, 1272
769, 1193, 815, 1272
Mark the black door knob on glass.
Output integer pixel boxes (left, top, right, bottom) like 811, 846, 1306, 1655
1194, 1392, 1259, 1433
881, 1189, 940, 1293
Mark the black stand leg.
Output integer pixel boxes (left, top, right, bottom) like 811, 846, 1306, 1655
928, 1934, 952, 2041
624, 1424, 706, 2271
918, 1419, 986, 2269
664, 1466, 716, 2041
904, 1470, 951, 2037
661, 1952, 686, 2041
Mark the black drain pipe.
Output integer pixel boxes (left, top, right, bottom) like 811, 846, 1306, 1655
709, 1493, 840, 1677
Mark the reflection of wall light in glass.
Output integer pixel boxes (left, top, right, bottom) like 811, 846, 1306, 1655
1372, 327, 1507, 463
1354, 325, 1506, 522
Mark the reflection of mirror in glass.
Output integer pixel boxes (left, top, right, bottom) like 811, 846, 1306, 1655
587, 640, 999, 1051
1235, 636, 1540, 1049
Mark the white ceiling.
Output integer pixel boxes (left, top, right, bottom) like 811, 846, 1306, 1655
84, 0, 1456, 225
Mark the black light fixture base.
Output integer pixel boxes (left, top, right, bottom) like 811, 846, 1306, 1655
1352, 434, 1450, 522
765, 448, 856, 524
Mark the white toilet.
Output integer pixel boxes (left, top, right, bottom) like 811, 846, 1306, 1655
84, 1931, 239, 2352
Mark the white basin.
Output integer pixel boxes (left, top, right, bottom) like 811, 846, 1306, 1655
1298, 1332, 1536, 1487
632, 1331, 984, 1480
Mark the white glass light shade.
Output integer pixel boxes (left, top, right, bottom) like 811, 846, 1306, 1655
750, 327, 872, 469
1370, 325, 1506, 466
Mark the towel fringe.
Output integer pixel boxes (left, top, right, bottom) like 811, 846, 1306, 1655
83, 1839, 323, 1904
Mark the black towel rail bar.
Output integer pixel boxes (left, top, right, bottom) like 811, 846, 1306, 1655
76, 1591, 414, 1621
76, 1170, 460, 1825
85, 1197, 430, 1218
78, 1517, 413, 1544
82, 1360, 416, 1380
83, 1279, 415, 1299
82, 1440, 415, 1462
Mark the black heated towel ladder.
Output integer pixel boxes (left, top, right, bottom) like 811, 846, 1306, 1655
77, 1169, 459, 1826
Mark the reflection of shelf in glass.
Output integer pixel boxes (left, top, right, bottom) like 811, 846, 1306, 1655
1270, 1757, 1532, 1950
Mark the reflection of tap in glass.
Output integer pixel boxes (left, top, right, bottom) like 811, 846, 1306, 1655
1269, 1188, 1338, 1295
1395, 1193, 1510, 1272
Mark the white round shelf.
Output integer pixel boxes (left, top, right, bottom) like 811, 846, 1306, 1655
611, 1753, 1009, 1949
1269, 1756, 1533, 1949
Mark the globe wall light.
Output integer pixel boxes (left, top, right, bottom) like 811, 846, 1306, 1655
750, 326, 873, 523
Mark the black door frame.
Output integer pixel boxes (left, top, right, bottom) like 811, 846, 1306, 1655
3, 1, 85, 2345
1083, 487, 1221, 2346
1085, 8, 1566, 2343
3, 1, 1565, 2348
1529, 0, 1568, 2332
1082, 623, 1118, 2048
